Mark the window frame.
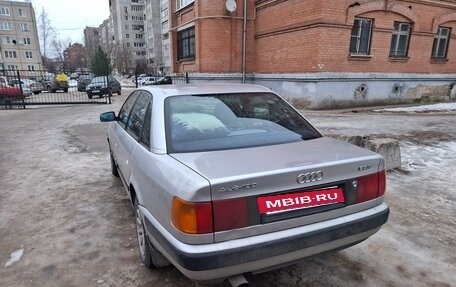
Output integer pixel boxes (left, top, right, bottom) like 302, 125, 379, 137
177, 26, 195, 60
176, 0, 194, 11
389, 22, 412, 58
431, 27, 451, 59
349, 18, 373, 56
0, 7, 10, 16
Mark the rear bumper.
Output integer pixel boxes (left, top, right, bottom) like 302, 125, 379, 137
143, 202, 389, 281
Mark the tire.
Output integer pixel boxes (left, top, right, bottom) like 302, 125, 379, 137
64, 88, 68, 93
87, 93, 92, 99
117, 88, 121, 95
134, 198, 170, 268
51, 89, 56, 93
110, 150, 119, 177
47, 86, 52, 93
33, 91, 40, 95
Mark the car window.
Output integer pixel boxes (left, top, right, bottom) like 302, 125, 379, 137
126, 92, 152, 140
118, 91, 140, 128
165, 93, 322, 153
141, 100, 152, 147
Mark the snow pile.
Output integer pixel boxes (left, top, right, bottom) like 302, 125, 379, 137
376, 102, 456, 113
4, 249, 24, 267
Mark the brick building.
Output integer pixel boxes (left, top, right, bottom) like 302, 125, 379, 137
63, 43, 88, 72
169, 0, 456, 107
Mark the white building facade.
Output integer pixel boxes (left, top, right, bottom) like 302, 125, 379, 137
0, 0, 42, 72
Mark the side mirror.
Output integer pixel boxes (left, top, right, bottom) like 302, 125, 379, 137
100, 111, 117, 122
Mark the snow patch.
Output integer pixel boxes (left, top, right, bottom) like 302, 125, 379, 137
4, 249, 24, 267
376, 102, 456, 113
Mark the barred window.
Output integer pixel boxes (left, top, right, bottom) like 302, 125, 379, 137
349, 18, 373, 55
390, 22, 411, 57
431, 27, 451, 59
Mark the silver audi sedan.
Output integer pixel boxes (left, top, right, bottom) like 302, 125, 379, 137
100, 84, 389, 284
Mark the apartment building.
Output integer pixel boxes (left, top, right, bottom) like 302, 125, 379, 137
169, 0, 456, 107
0, 0, 42, 72
109, 0, 147, 73
160, 0, 171, 74
63, 43, 87, 72
144, 0, 163, 73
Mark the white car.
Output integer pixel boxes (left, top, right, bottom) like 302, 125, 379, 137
140, 76, 158, 86
100, 84, 389, 284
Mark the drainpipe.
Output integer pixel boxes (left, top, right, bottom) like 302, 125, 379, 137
242, 0, 247, 83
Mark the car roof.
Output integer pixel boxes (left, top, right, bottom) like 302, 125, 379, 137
137, 83, 273, 99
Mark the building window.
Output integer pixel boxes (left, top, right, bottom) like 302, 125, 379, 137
390, 22, 411, 57
125, 24, 129, 30
5, 51, 17, 58
3, 36, 13, 44
0, 22, 13, 30
25, 51, 33, 58
163, 33, 169, 40
23, 37, 31, 45
18, 8, 26, 17
0, 7, 10, 15
349, 18, 373, 55
21, 23, 29, 32
132, 24, 144, 31
177, 0, 194, 10
136, 34, 143, 39
28, 65, 35, 71
7, 65, 18, 70
432, 27, 451, 59
178, 26, 195, 60
126, 33, 130, 38
131, 5, 143, 12
125, 16, 128, 20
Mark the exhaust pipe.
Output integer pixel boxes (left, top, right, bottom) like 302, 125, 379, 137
227, 274, 249, 287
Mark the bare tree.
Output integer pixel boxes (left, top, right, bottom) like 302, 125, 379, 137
51, 38, 71, 71
37, 8, 55, 69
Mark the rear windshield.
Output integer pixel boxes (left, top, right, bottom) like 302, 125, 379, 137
165, 93, 321, 153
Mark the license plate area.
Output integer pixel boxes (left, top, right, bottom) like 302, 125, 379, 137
257, 186, 346, 224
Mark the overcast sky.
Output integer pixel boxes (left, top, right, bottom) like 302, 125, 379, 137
28, 0, 110, 44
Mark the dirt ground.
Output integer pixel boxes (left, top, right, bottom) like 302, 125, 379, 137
0, 93, 455, 287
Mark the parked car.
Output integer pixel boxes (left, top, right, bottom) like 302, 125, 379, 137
86, 76, 121, 99
141, 76, 172, 86
9, 79, 43, 95
0, 83, 22, 96
77, 74, 94, 91
99, 84, 389, 284
140, 76, 158, 86
41, 73, 69, 93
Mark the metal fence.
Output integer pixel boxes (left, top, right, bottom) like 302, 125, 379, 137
0, 70, 111, 109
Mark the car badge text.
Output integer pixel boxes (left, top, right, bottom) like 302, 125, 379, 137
218, 183, 257, 193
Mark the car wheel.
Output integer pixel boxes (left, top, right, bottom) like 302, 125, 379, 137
134, 198, 170, 268
64, 88, 68, 93
87, 93, 92, 99
47, 86, 52, 93
51, 89, 56, 93
110, 149, 119, 177
117, 88, 121, 95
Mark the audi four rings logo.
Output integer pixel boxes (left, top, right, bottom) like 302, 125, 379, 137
297, 171, 324, 184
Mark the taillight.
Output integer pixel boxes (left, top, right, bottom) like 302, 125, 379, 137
172, 197, 249, 234
356, 170, 387, 203
172, 197, 213, 234
213, 198, 248, 232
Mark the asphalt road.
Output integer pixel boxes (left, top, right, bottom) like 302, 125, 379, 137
0, 93, 455, 287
